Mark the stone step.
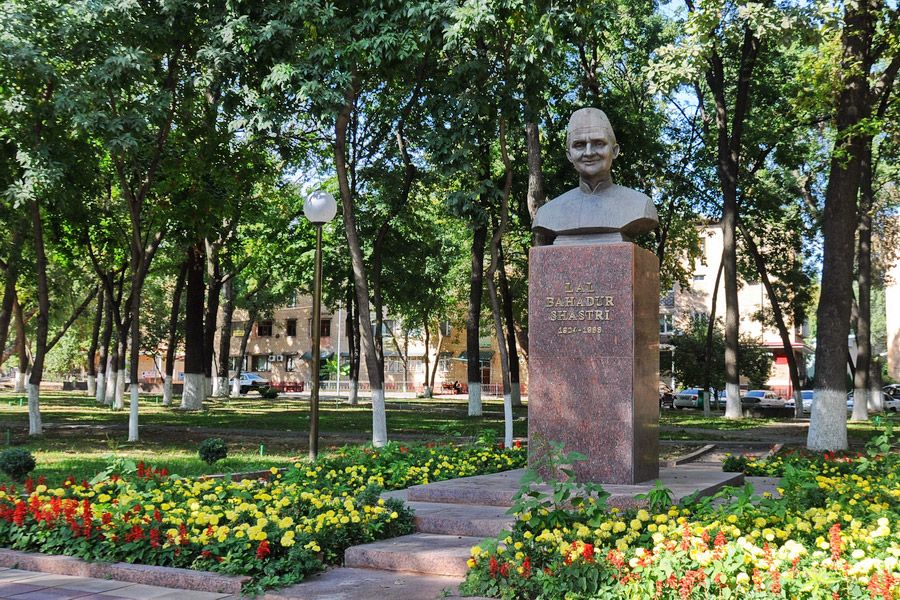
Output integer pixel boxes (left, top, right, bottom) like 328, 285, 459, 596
408, 501, 515, 538
344, 533, 481, 578
406, 469, 524, 506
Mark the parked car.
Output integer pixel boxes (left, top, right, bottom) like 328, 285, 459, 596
740, 390, 784, 406
847, 390, 899, 412
229, 373, 270, 394
784, 390, 813, 413
884, 384, 900, 399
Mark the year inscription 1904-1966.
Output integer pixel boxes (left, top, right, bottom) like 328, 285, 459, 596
546, 282, 614, 335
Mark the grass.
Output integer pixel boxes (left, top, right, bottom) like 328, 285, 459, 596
0, 391, 528, 437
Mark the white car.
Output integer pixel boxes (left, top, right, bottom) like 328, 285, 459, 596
229, 373, 270, 394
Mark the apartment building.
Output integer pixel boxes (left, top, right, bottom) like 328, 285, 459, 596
659, 222, 813, 396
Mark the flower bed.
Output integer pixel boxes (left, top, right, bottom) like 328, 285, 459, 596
0, 441, 526, 593
461, 430, 900, 599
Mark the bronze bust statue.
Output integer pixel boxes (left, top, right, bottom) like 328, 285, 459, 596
533, 108, 658, 244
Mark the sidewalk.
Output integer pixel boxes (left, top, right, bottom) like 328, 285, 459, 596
0, 567, 238, 600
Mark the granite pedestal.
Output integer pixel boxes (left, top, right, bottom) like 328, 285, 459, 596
528, 243, 659, 484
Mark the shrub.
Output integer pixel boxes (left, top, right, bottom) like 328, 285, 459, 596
198, 438, 228, 465
0, 448, 36, 482
261, 388, 279, 399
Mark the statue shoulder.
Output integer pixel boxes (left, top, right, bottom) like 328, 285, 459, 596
533, 189, 581, 228
611, 185, 658, 220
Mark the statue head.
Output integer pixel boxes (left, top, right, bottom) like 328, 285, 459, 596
565, 108, 620, 188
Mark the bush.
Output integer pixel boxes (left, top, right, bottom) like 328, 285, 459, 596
0, 448, 36, 482
261, 388, 279, 399
198, 438, 228, 465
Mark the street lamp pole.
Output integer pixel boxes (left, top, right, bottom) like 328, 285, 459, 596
304, 190, 337, 462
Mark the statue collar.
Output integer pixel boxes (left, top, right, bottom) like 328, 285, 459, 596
579, 178, 614, 195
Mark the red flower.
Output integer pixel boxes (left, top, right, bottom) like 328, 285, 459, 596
829, 523, 843, 564
13, 501, 26, 526
521, 556, 531, 579
256, 540, 271, 559
513, 440, 521, 449
24, 477, 34, 494
488, 555, 499, 578
582, 543, 595, 563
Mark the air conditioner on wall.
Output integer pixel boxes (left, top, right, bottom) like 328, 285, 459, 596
275, 354, 284, 362
268, 354, 277, 362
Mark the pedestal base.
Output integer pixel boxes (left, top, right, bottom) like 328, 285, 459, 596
528, 243, 659, 484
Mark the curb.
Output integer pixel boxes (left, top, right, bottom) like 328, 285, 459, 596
0, 548, 249, 594
663, 444, 717, 467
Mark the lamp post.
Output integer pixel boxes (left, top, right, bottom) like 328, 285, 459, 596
304, 190, 337, 461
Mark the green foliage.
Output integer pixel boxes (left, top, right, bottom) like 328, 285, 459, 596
0, 449, 35, 482
669, 315, 773, 391
508, 437, 610, 531
633, 480, 675, 513
198, 438, 228, 465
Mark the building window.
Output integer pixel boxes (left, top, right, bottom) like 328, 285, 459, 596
440, 321, 452, 336
691, 310, 709, 325
257, 320, 273, 337
660, 289, 675, 308
229, 356, 247, 371
438, 358, 451, 373
309, 318, 333, 338
251, 355, 270, 372
660, 313, 675, 334
409, 359, 423, 373
286, 319, 297, 337
386, 358, 403, 374
231, 321, 246, 337
693, 275, 705, 282
286, 356, 296, 372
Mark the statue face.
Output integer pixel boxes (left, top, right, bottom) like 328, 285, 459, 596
566, 124, 620, 186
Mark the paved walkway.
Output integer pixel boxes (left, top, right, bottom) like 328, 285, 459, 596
0, 568, 235, 600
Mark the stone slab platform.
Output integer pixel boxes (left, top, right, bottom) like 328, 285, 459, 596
407, 465, 744, 510
258, 567, 483, 600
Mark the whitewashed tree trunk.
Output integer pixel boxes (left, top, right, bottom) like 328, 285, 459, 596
423, 385, 433, 398
468, 382, 482, 416
181, 373, 205, 410
214, 376, 229, 398
27, 382, 41, 435
114, 369, 126, 410
104, 369, 117, 406
163, 376, 174, 406
87, 375, 96, 397
724, 382, 742, 419
14, 372, 26, 393
871, 388, 883, 412
348, 379, 359, 405
851, 386, 869, 421
95, 372, 106, 404
211, 376, 220, 397
807, 389, 848, 451
503, 392, 513, 449
128, 386, 139, 441
371, 388, 387, 447
231, 377, 241, 396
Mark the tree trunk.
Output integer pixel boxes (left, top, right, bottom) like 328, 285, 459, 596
486, 117, 514, 448
739, 224, 805, 417
27, 198, 49, 436
164, 262, 188, 406
0, 230, 23, 359
86, 286, 104, 397
851, 141, 873, 422
204, 240, 223, 396
13, 297, 28, 393
231, 309, 255, 396
525, 121, 549, 247
336, 78, 387, 446
808, 1, 873, 451
497, 236, 521, 407
467, 223, 488, 416
181, 244, 206, 410
216, 277, 235, 397
96, 290, 113, 404
113, 331, 127, 411
346, 294, 360, 406
104, 343, 118, 406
